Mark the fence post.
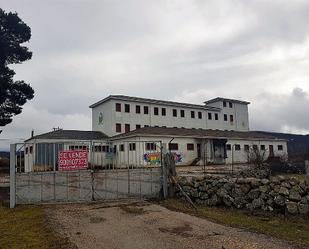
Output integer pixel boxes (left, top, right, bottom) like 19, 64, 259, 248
10, 144, 16, 208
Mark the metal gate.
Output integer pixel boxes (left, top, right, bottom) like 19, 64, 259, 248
10, 140, 166, 208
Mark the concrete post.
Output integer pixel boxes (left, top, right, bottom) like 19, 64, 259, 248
10, 144, 16, 208
305, 160, 309, 175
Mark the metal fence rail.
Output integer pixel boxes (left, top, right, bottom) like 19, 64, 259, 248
10, 140, 166, 208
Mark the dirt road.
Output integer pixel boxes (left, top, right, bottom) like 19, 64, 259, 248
47, 201, 303, 249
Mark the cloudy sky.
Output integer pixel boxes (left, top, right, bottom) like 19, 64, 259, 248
1, 0, 309, 149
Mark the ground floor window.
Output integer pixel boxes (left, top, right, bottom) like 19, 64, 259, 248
278, 145, 283, 151
168, 143, 178, 151
146, 142, 156, 151
187, 143, 194, 151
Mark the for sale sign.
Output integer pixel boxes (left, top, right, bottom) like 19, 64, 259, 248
58, 150, 88, 171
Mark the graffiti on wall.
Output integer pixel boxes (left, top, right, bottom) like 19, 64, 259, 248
143, 152, 182, 165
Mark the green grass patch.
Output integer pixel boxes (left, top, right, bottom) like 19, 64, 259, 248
161, 199, 309, 247
0, 204, 75, 249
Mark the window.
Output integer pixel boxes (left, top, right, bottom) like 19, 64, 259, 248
144, 125, 149, 127
208, 113, 212, 120
116, 123, 121, 133
253, 145, 258, 151
173, 109, 177, 117
136, 105, 141, 114
125, 104, 130, 113
187, 143, 194, 151
215, 113, 218, 120
116, 103, 121, 112
198, 111, 202, 119
146, 142, 156, 151
191, 111, 195, 118
168, 143, 179, 151
230, 115, 234, 122
154, 107, 159, 115
94, 145, 102, 152
260, 145, 265, 151
25, 147, 29, 154
120, 144, 124, 151
244, 145, 249, 151
278, 145, 283, 151
136, 124, 141, 129
113, 145, 117, 153
162, 108, 166, 116
235, 144, 241, 151
144, 106, 149, 114
129, 143, 136, 151
180, 110, 185, 117
229, 102, 233, 108
125, 124, 130, 133
224, 114, 228, 121
223, 101, 227, 107
226, 144, 231, 150
102, 145, 109, 152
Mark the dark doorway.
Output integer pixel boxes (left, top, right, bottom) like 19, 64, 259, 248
197, 143, 201, 158
269, 145, 274, 157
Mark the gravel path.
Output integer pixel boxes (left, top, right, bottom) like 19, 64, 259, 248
46, 201, 304, 249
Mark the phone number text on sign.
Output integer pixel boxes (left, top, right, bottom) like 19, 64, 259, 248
58, 150, 88, 171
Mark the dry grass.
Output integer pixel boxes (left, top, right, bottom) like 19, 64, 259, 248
0, 204, 76, 249
162, 199, 309, 248
120, 205, 146, 215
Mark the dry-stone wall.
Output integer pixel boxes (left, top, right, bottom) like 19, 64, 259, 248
176, 174, 309, 215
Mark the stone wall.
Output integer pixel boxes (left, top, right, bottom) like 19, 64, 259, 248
176, 174, 309, 215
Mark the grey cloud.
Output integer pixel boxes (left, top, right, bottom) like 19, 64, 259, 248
1, 0, 309, 150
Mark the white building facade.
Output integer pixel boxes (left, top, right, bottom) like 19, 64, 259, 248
90, 95, 250, 137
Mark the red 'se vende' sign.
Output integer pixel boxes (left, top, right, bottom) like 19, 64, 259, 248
58, 150, 88, 171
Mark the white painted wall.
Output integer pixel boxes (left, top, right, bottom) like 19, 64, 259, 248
91, 98, 250, 136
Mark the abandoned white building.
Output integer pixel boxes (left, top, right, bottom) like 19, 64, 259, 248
23, 95, 288, 172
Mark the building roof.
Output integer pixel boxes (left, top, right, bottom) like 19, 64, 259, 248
26, 130, 108, 142
204, 97, 250, 105
89, 95, 221, 111
110, 127, 284, 141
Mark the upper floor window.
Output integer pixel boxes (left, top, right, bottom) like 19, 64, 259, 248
168, 143, 179, 151
208, 113, 212, 120
253, 145, 258, 151
154, 107, 159, 115
226, 144, 231, 150
215, 113, 218, 120
144, 106, 149, 114
136, 105, 141, 114
244, 145, 249, 151
224, 114, 228, 121
198, 111, 202, 119
116, 103, 121, 112
278, 145, 283, 151
136, 124, 141, 129
191, 111, 195, 118
229, 102, 233, 108
235, 144, 241, 151
223, 101, 227, 107
261, 145, 265, 150
116, 123, 121, 133
125, 124, 130, 133
125, 104, 130, 113
230, 115, 234, 122
162, 108, 166, 116
173, 109, 177, 117
180, 110, 185, 117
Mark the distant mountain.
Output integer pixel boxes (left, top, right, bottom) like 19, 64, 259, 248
0, 151, 9, 159
256, 131, 309, 157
